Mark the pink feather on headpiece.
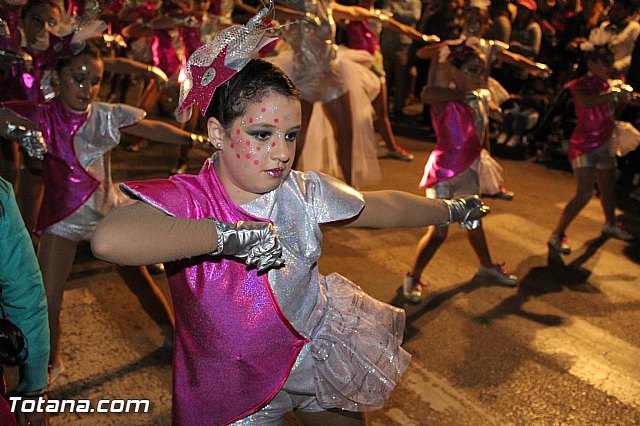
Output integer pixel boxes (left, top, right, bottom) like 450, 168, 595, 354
175, 0, 278, 122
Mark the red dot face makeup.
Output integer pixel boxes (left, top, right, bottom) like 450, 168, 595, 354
215, 93, 302, 205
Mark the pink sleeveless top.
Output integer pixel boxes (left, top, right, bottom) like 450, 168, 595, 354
121, 160, 307, 425
565, 74, 614, 160
4, 99, 94, 234
420, 100, 483, 188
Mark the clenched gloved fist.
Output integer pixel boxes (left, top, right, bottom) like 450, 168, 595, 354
440, 195, 490, 230
2, 123, 46, 160
211, 218, 284, 272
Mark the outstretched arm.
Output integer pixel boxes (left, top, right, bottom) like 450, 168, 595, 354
0, 106, 46, 159
92, 201, 283, 270
103, 57, 169, 82
344, 190, 449, 228
121, 119, 207, 147
342, 191, 488, 229
497, 49, 549, 76
92, 201, 217, 265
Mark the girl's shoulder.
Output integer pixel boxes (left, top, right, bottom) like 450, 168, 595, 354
92, 102, 147, 127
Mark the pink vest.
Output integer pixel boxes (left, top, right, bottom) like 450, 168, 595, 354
565, 74, 614, 160
420, 101, 483, 188
4, 99, 93, 234
347, 21, 379, 55
121, 160, 307, 425
151, 30, 181, 76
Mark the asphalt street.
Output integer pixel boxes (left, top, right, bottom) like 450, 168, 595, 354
7, 129, 640, 425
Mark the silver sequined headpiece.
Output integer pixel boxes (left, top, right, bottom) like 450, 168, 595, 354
175, 0, 278, 123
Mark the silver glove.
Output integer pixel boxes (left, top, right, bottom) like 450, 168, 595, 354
440, 195, 490, 230
2, 123, 46, 160
609, 79, 634, 102
535, 63, 552, 79
421, 34, 441, 44
211, 218, 284, 272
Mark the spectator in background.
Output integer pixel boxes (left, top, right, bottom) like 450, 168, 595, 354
593, 0, 640, 78
379, 0, 422, 117
495, 0, 542, 93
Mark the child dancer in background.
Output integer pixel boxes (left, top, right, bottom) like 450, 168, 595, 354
0, 41, 208, 382
403, 43, 518, 304
548, 29, 637, 254
91, 4, 489, 423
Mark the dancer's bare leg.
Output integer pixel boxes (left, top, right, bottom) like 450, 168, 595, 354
293, 98, 314, 170
596, 167, 617, 225
38, 233, 78, 369
467, 223, 493, 267
552, 167, 595, 236
116, 265, 174, 325
322, 92, 353, 185
373, 80, 408, 154
409, 225, 448, 281
16, 161, 44, 245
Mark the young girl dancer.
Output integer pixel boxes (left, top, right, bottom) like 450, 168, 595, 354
91, 6, 489, 424
548, 30, 637, 254
0, 42, 208, 382
403, 43, 518, 303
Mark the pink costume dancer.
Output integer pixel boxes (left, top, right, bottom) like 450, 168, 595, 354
0, 4, 30, 102
117, 5, 411, 423
2, 97, 146, 236
121, 161, 308, 424
564, 74, 615, 161
420, 91, 488, 188
121, 159, 409, 425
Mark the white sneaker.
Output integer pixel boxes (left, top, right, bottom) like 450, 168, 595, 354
477, 264, 518, 287
402, 273, 424, 303
602, 222, 634, 241
548, 233, 571, 254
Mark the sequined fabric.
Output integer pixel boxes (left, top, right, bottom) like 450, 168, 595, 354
278, 0, 345, 103
310, 273, 410, 411
3, 100, 144, 236
241, 166, 409, 413
151, 30, 181, 76
565, 74, 615, 160
420, 99, 484, 188
122, 159, 410, 421
44, 102, 146, 241
121, 160, 308, 425
347, 21, 379, 55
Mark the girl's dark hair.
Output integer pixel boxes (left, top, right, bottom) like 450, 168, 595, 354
0, 318, 28, 366
21, 0, 64, 22
55, 41, 103, 72
205, 59, 300, 130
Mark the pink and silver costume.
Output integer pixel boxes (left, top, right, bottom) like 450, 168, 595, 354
564, 74, 615, 161
278, 0, 345, 103
3, 98, 145, 238
420, 90, 489, 188
121, 157, 410, 424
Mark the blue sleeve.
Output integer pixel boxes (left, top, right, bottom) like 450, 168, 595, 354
0, 178, 50, 392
